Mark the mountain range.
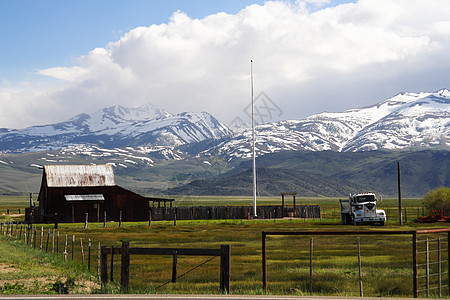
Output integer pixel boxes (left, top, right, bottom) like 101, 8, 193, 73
0, 89, 449, 197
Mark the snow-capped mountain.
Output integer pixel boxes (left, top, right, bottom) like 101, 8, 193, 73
210, 89, 450, 158
0, 104, 231, 152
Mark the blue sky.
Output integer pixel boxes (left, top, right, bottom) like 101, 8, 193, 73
1, 0, 271, 80
1, 0, 449, 129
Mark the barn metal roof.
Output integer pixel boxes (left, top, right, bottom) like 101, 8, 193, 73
44, 165, 116, 187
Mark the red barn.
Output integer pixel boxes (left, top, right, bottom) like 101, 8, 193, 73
34, 164, 155, 223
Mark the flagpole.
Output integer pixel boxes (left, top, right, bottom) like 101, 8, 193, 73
251, 60, 257, 217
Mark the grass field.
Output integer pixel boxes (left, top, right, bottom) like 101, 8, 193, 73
1, 195, 448, 297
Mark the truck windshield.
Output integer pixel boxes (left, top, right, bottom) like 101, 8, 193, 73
356, 195, 375, 202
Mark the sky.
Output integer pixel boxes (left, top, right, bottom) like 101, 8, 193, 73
1, 0, 450, 129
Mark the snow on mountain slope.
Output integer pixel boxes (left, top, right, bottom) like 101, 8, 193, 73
211, 89, 450, 158
0, 104, 231, 152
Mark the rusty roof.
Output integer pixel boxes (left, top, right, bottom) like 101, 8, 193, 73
44, 165, 116, 187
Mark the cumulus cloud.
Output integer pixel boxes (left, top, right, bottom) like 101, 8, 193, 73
1, 0, 450, 129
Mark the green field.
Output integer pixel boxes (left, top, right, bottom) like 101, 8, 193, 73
1, 195, 448, 297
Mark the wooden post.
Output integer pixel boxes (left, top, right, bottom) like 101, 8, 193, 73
52, 229, 55, 253
80, 238, 85, 264
33, 226, 37, 248
84, 213, 88, 229
448, 231, 450, 297
174, 212, 177, 226
72, 204, 75, 223
148, 210, 152, 226
398, 161, 403, 225
103, 211, 107, 227
88, 239, 92, 271
101, 246, 108, 286
119, 211, 122, 228
45, 229, 50, 252
56, 231, 59, 253
220, 244, 230, 293
64, 234, 68, 262
19, 225, 22, 241
357, 237, 363, 297
120, 241, 130, 291
172, 251, 178, 283
110, 246, 114, 282
309, 237, 313, 295
262, 232, 267, 292
281, 194, 285, 217
39, 226, 43, 250
97, 242, 101, 282
72, 235, 75, 260
413, 231, 418, 298
293, 194, 296, 218
438, 238, 441, 297
426, 238, 429, 297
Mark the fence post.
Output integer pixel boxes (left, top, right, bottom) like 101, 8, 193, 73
448, 231, 450, 297
39, 226, 43, 250
438, 238, 441, 297
119, 211, 122, 228
262, 232, 267, 292
103, 211, 106, 228
310, 237, 313, 295
101, 246, 108, 286
110, 246, 114, 282
72, 235, 75, 260
84, 213, 88, 229
97, 242, 101, 282
88, 239, 91, 271
64, 234, 68, 261
413, 231, 418, 298
121, 241, 130, 291
357, 237, 363, 297
52, 229, 55, 253
172, 251, 178, 283
81, 238, 85, 264
220, 244, 231, 293
426, 238, 429, 297
45, 229, 50, 252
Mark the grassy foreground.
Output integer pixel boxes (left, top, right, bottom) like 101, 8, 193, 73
0, 195, 447, 297
0, 237, 98, 294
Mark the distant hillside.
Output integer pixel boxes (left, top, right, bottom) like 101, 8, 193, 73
167, 168, 369, 197
165, 150, 450, 197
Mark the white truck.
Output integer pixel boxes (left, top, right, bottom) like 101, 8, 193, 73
339, 193, 386, 225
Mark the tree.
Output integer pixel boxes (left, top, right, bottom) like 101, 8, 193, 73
422, 187, 450, 215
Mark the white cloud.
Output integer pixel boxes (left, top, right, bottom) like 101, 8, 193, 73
1, 0, 450, 129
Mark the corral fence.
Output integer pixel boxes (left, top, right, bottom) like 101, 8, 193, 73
100, 241, 231, 293
150, 205, 320, 221
262, 229, 450, 298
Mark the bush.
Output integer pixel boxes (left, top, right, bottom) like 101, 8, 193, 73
422, 187, 450, 215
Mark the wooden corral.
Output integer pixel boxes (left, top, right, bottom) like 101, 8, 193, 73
29, 165, 172, 223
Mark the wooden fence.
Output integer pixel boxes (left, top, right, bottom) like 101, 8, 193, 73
150, 205, 320, 221
100, 241, 231, 293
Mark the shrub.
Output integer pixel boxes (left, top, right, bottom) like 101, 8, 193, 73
422, 187, 450, 215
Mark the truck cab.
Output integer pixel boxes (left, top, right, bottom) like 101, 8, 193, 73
340, 193, 386, 225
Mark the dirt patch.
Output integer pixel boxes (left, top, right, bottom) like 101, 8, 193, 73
0, 276, 100, 294
0, 263, 17, 273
